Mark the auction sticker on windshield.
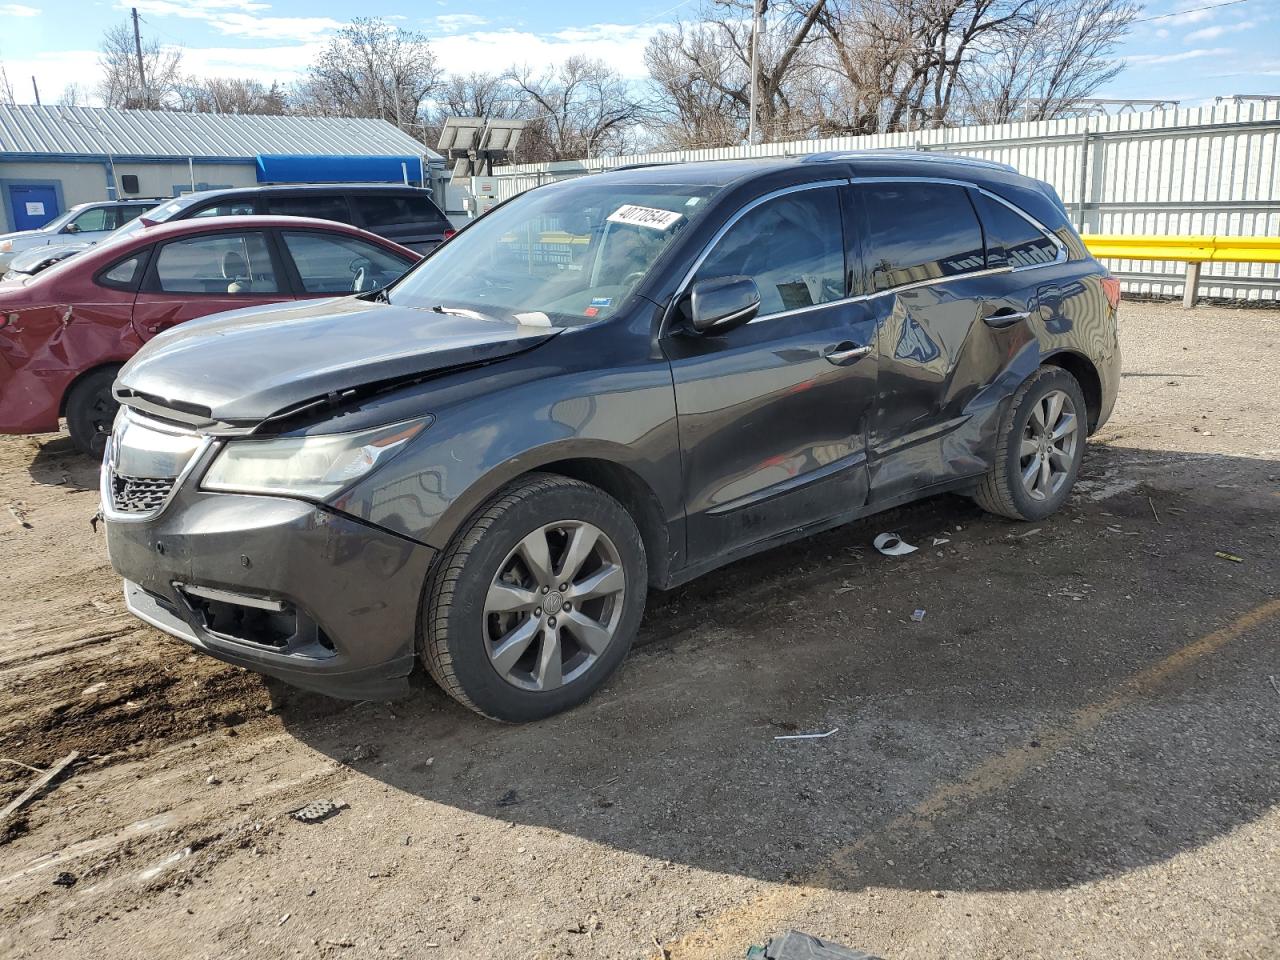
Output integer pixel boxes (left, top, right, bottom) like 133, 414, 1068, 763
607, 205, 683, 231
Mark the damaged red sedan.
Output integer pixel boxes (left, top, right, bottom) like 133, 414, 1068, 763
0, 216, 420, 454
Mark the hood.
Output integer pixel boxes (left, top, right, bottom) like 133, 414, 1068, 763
117, 296, 563, 425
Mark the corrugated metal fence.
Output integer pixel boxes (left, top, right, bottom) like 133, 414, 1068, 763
481, 101, 1280, 302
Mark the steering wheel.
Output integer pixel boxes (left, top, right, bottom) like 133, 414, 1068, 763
622, 270, 646, 288
352, 266, 368, 292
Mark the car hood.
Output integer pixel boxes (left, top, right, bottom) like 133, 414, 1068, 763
116, 296, 563, 425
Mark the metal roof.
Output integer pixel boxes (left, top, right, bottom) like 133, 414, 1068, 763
0, 105, 439, 160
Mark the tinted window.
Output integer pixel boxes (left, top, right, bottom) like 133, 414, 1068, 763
191, 199, 257, 218
118, 205, 149, 227
282, 231, 412, 294
694, 188, 845, 316
153, 232, 279, 295
353, 194, 445, 228
264, 195, 351, 223
974, 193, 1060, 268
858, 183, 984, 292
98, 253, 145, 290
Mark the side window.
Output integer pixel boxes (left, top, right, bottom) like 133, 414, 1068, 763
693, 187, 845, 317
117, 206, 149, 228
97, 252, 147, 291
281, 231, 413, 294
973, 193, 1061, 268
263, 195, 352, 223
69, 207, 109, 233
191, 199, 257, 218
858, 183, 985, 292
152, 232, 279, 295
352, 194, 445, 229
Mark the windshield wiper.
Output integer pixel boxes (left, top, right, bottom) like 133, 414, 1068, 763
431, 304, 500, 323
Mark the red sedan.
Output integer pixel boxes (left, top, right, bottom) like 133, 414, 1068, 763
0, 215, 421, 454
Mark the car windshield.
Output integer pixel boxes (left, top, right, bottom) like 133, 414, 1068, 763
106, 197, 191, 241
387, 180, 723, 325
37, 208, 81, 233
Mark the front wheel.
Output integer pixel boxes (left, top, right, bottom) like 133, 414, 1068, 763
973, 365, 1088, 521
65, 367, 120, 458
421, 474, 647, 721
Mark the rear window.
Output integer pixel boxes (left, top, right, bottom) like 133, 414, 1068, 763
263, 195, 352, 223
352, 194, 445, 228
857, 183, 985, 292
974, 193, 1061, 268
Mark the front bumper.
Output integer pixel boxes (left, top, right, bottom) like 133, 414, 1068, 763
105, 489, 437, 700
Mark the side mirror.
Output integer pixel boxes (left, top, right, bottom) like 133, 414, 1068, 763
63, 223, 80, 234
684, 275, 760, 335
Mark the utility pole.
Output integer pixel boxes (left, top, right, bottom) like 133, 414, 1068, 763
31, 76, 40, 105
747, 0, 762, 144
131, 7, 150, 108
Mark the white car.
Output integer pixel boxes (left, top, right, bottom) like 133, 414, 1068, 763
0, 199, 161, 271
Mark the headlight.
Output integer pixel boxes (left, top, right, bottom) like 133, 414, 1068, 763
0, 240, 11, 252
201, 419, 429, 500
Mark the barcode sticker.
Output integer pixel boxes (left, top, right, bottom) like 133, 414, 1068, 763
607, 204, 683, 231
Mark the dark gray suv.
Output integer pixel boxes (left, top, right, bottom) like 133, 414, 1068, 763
102, 152, 1121, 722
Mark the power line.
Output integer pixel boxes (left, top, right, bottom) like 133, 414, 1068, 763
1132, 0, 1250, 25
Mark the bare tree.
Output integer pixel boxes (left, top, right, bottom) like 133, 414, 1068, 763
180, 78, 288, 115
293, 18, 442, 131
97, 22, 184, 109
58, 82, 90, 107
507, 57, 647, 161
959, 0, 1139, 123
0, 58, 14, 106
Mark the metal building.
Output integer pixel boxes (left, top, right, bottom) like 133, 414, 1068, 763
0, 105, 443, 232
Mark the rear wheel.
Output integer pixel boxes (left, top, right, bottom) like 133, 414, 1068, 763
421, 473, 647, 722
65, 367, 120, 458
973, 365, 1087, 521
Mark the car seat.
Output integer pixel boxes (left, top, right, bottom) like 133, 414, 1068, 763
222, 250, 251, 294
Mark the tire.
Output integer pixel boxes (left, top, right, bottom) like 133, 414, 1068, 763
65, 367, 120, 458
972, 365, 1088, 521
421, 473, 648, 722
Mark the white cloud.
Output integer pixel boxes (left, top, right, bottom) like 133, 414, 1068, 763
433, 23, 660, 79
0, 3, 40, 15
431, 13, 489, 34
127, 0, 340, 43
1185, 20, 1258, 42
1124, 46, 1232, 65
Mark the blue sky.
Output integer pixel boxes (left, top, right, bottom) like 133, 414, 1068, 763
0, 0, 1276, 107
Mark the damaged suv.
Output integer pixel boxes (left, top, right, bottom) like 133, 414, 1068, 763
102, 153, 1120, 721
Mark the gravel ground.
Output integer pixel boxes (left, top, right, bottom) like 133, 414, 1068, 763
0, 299, 1277, 960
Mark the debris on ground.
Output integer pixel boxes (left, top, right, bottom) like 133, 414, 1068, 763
1214, 551, 1244, 563
873, 532, 917, 556
7, 502, 32, 529
496, 789, 521, 807
52, 872, 77, 888
0, 750, 79, 826
911, 609, 926, 622
289, 799, 348, 824
747, 929, 885, 959
932, 537, 951, 546
773, 728, 839, 741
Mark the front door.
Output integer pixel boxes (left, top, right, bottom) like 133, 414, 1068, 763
663, 184, 879, 567
132, 229, 293, 342
9, 185, 59, 231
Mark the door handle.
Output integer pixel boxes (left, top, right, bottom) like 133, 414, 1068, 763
824, 341, 872, 365
982, 307, 1031, 329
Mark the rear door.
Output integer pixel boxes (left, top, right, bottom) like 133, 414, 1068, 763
664, 182, 880, 566
349, 192, 450, 253
852, 180, 1035, 501
131, 229, 292, 342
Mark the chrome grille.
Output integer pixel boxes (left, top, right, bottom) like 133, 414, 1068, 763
110, 474, 176, 514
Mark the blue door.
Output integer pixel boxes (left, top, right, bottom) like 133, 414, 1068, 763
8, 185, 60, 231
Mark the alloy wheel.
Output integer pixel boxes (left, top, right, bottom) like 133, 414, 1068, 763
1018, 389, 1078, 501
483, 520, 626, 692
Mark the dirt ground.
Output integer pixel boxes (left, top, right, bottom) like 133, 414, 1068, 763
0, 300, 1277, 960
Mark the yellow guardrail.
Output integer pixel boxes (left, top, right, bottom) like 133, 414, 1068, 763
1081, 234, 1280, 307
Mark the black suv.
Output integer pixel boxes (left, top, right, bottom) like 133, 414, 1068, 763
102, 152, 1120, 722
113, 184, 452, 254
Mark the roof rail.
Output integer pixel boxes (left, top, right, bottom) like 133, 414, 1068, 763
801, 149, 1017, 173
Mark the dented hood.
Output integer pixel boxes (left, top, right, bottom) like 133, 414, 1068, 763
116, 296, 561, 424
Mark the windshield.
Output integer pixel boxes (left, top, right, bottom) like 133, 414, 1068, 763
387, 180, 722, 325
36, 208, 81, 233
106, 196, 190, 242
